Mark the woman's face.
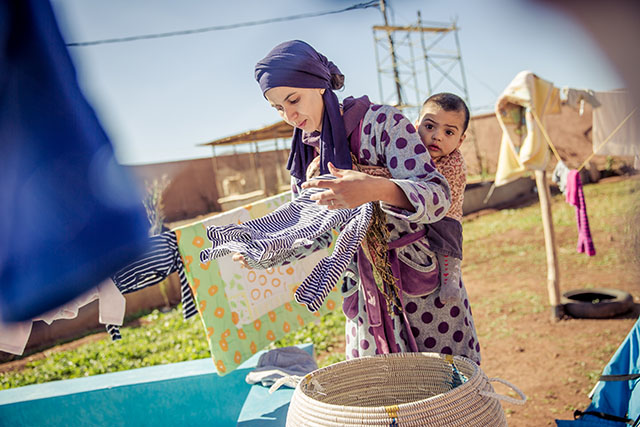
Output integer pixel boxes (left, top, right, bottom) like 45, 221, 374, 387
265, 86, 325, 133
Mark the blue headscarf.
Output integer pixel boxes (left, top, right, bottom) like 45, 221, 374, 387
255, 40, 352, 184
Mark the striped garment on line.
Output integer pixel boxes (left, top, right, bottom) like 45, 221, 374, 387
105, 231, 197, 340
200, 176, 373, 312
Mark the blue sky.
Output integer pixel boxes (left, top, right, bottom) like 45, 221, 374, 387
50, 0, 624, 165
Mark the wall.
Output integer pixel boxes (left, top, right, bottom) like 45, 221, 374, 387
126, 149, 290, 223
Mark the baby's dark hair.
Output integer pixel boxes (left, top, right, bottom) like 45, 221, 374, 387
421, 92, 470, 133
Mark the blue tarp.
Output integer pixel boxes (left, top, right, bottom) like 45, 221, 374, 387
557, 316, 640, 426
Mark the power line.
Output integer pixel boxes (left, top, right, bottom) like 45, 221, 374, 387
66, 1, 380, 47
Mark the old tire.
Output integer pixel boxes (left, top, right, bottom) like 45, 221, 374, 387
562, 288, 633, 319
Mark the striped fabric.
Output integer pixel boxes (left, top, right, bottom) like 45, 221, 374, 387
105, 324, 122, 341
201, 176, 373, 312
105, 231, 197, 340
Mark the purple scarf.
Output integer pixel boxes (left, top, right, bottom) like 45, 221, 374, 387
255, 40, 360, 184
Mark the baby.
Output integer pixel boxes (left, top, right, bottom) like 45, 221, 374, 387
415, 92, 469, 304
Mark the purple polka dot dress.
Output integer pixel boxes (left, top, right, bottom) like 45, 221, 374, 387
342, 104, 481, 365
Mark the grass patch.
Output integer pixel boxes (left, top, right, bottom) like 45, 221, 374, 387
1, 307, 209, 390
2, 306, 347, 389
463, 177, 640, 279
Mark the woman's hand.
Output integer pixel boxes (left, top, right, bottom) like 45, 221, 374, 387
301, 162, 376, 209
301, 162, 413, 211
232, 253, 249, 268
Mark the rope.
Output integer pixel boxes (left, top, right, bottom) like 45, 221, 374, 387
66, 2, 379, 47
530, 109, 563, 164
578, 108, 637, 172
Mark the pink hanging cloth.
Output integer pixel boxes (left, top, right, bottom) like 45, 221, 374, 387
565, 170, 596, 256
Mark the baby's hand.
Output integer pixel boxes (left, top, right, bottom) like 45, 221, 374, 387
232, 253, 249, 268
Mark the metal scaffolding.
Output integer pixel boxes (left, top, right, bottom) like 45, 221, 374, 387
372, 8, 484, 174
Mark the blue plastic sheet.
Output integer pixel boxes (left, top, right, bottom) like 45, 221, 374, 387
556, 316, 640, 426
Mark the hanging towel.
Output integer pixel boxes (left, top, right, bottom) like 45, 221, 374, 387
561, 87, 601, 113
201, 175, 373, 312
175, 191, 342, 376
565, 170, 596, 256
494, 71, 562, 186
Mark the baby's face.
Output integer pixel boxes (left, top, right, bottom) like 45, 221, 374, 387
415, 104, 466, 159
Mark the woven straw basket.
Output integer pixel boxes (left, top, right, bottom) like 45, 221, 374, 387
286, 352, 525, 426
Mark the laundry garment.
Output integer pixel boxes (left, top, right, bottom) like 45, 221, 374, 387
106, 231, 196, 339
494, 71, 562, 186
552, 160, 571, 195
201, 176, 373, 312
0, 279, 125, 355
592, 90, 640, 158
0, 1, 149, 322
175, 192, 342, 376
561, 87, 601, 115
245, 346, 318, 387
566, 170, 596, 256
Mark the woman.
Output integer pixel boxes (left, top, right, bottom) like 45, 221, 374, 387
248, 40, 481, 363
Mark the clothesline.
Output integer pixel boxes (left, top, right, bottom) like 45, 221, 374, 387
531, 106, 637, 173
530, 109, 563, 164
578, 108, 637, 172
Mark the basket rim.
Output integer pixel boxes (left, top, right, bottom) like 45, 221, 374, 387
295, 352, 487, 412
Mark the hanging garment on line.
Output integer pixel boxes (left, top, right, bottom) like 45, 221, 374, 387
200, 176, 373, 312
0, 0, 149, 322
561, 87, 601, 115
0, 279, 125, 355
566, 170, 596, 256
105, 231, 196, 340
494, 71, 562, 186
592, 90, 640, 157
552, 160, 571, 195
174, 191, 342, 376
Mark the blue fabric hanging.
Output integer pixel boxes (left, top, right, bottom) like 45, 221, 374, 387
0, 0, 149, 322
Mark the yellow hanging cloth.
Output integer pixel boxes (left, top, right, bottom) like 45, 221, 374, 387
494, 71, 561, 186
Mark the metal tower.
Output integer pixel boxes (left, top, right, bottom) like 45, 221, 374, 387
373, 6, 484, 174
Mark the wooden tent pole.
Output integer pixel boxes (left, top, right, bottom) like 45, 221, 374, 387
534, 170, 564, 320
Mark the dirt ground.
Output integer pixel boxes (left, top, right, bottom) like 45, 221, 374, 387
460, 106, 640, 425
460, 184, 640, 426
